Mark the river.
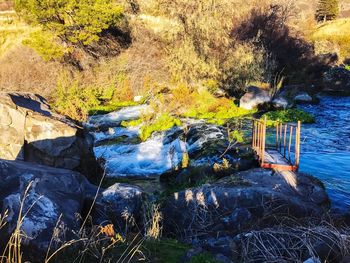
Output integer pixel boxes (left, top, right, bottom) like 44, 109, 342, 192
299, 95, 350, 212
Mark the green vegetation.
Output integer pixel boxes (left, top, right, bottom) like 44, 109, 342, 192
15, 0, 124, 45
262, 109, 315, 126
312, 18, 350, 61
345, 65, 350, 71
142, 239, 190, 263
140, 113, 182, 141
22, 30, 68, 61
316, 0, 339, 22
189, 253, 219, 263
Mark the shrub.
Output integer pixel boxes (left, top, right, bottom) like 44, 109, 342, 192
22, 30, 68, 61
53, 74, 101, 121
315, 0, 339, 22
262, 109, 315, 126
15, 0, 124, 45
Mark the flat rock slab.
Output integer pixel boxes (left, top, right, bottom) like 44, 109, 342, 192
162, 168, 329, 239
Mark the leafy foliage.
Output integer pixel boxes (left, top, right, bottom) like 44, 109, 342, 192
262, 109, 315, 126
22, 30, 68, 61
15, 0, 124, 45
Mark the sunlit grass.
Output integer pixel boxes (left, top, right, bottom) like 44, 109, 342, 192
311, 18, 350, 60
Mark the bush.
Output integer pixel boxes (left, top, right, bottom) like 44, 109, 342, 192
53, 74, 101, 121
22, 30, 68, 61
262, 109, 315, 126
15, 0, 124, 45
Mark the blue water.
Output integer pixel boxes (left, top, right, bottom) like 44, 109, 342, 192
299, 96, 350, 211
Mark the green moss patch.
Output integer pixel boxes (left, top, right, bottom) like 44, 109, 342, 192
262, 109, 315, 126
140, 113, 182, 141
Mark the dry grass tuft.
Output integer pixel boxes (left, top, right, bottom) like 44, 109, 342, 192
241, 222, 350, 263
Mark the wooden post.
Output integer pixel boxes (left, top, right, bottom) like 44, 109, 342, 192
295, 121, 301, 169
279, 123, 283, 153
288, 126, 293, 162
276, 122, 279, 150
283, 124, 287, 157
261, 118, 267, 164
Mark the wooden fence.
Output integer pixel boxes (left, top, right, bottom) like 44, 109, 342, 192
252, 118, 301, 172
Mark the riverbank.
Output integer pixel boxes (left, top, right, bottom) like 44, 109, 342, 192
1, 92, 350, 263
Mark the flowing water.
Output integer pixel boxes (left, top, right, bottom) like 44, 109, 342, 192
299, 96, 350, 211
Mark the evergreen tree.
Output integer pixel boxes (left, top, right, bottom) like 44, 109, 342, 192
14, 0, 124, 45
316, 0, 339, 22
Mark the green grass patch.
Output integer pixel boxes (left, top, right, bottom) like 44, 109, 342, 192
121, 118, 143, 127
345, 65, 350, 71
142, 239, 190, 263
262, 109, 315, 126
140, 113, 182, 141
184, 98, 255, 126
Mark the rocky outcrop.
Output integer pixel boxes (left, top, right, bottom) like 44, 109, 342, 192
0, 92, 99, 177
162, 168, 329, 239
323, 67, 350, 94
92, 183, 145, 232
0, 159, 145, 261
240, 86, 270, 110
0, 159, 89, 258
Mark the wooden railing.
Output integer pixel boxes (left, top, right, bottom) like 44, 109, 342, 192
252, 118, 301, 172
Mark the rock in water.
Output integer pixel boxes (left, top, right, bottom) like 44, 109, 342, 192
324, 67, 350, 94
294, 92, 313, 104
240, 86, 270, 110
0, 159, 89, 259
0, 92, 99, 178
162, 168, 330, 239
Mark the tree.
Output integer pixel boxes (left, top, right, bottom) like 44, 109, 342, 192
316, 0, 339, 22
14, 0, 124, 45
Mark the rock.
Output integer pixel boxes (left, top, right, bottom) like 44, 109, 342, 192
294, 92, 313, 104
202, 237, 238, 259
240, 86, 270, 110
162, 168, 329, 238
214, 254, 233, 263
92, 183, 144, 232
272, 96, 292, 109
0, 92, 100, 178
0, 159, 90, 259
221, 208, 252, 230
324, 67, 350, 94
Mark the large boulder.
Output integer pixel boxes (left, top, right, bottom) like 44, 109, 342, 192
294, 92, 314, 104
240, 86, 270, 110
0, 92, 100, 178
0, 159, 145, 261
162, 168, 329, 239
0, 159, 91, 259
323, 67, 350, 94
92, 183, 145, 232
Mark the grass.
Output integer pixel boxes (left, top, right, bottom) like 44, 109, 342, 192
311, 18, 350, 61
140, 113, 182, 141
262, 109, 315, 126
